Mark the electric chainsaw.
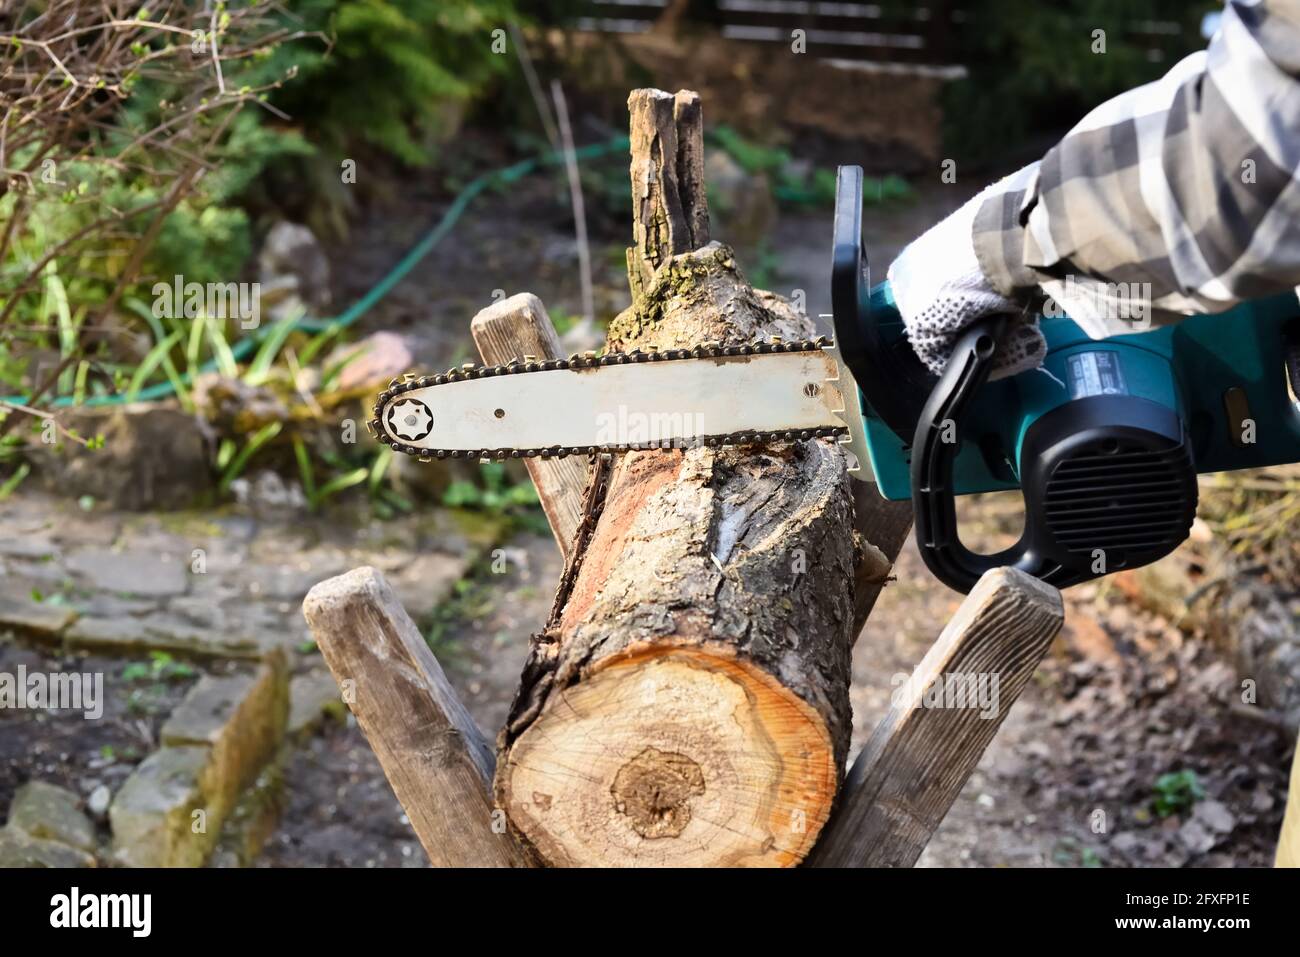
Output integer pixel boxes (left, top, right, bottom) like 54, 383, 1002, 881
371, 166, 1300, 593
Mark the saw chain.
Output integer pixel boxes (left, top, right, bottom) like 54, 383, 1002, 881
368, 336, 849, 462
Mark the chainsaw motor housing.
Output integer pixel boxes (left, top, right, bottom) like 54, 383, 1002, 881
831, 165, 1300, 593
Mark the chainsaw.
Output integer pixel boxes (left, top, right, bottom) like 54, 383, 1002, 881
371, 166, 1300, 593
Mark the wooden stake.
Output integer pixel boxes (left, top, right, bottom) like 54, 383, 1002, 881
471, 293, 588, 557
806, 567, 1064, 868
303, 567, 534, 867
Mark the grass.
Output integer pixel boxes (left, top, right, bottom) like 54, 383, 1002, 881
292, 434, 368, 512
0, 462, 30, 500
423, 576, 496, 664
121, 651, 197, 683
217, 422, 284, 497
1199, 464, 1300, 583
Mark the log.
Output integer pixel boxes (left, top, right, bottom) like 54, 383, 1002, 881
471, 293, 588, 557
624, 89, 710, 303
492, 89, 902, 867
806, 567, 1064, 868
303, 567, 534, 867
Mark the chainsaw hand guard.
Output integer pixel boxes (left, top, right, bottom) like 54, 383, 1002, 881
911, 317, 1200, 593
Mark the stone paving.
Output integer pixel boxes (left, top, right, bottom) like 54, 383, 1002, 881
0, 489, 506, 867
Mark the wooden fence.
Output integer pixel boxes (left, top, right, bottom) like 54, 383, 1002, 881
571, 1, 1201, 71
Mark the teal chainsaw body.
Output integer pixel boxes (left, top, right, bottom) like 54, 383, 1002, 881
831, 166, 1300, 592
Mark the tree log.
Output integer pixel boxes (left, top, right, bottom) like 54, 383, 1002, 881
303, 567, 534, 867
492, 89, 891, 867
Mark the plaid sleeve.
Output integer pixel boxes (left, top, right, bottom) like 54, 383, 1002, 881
972, 0, 1300, 338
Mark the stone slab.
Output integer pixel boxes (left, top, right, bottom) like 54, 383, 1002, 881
287, 670, 346, 738
66, 547, 189, 597
0, 593, 77, 639
160, 653, 288, 815
65, 614, 267, 660
0, 828, 96, 868
7, 780, 96, 853
109, 746, 215, 868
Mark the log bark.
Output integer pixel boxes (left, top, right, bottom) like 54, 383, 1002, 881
471, 293, 588, 557
806, 567, 1064, 868
492, 89, 893, 867
303, 567, 534, 867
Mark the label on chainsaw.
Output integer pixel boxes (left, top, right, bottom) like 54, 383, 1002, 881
1067, 350, 1128, 399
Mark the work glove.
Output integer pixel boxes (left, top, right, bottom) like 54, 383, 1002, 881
887, 177, 1045, 380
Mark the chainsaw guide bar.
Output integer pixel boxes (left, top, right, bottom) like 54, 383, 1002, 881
368, 337, 861, 464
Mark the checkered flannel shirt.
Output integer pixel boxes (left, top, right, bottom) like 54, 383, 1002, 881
972, 0, 1300, 338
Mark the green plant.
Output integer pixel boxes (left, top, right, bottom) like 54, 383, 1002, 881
443, 462, 540, 512
936, 0, 1214, 162
1151, 769, 1206, 818
423, 576, 495, 659
745, 241, 783, 290
29, 588, 68, 606
0, 463, 30, 501
218, 421, 284, 496
121, 651, 196, 683
1052, 836, 1102, 867
269, 0, 523, 166
0, 1, 307, 445
710, 125, 913, 210
710, 126, 789, 176
441, 462, 549, 535
292, 434, 368, 511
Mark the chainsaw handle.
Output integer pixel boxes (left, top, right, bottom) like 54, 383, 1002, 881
910, 317, 1069, 592
831, 165, 933, 441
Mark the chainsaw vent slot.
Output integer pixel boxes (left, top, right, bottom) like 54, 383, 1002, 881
1042, 442, 1196, 557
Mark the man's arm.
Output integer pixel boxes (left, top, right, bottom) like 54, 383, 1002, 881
893, 0, 1300, 373
976, 0, 1300, 338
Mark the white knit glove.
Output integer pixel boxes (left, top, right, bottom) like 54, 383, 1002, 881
887, 182, 1045, 380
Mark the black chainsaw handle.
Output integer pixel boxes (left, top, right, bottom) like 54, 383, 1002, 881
910, 317, 1065, 593
831, 165, 933, 441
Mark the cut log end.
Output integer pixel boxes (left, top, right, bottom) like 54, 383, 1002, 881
498, 643, 837, 868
